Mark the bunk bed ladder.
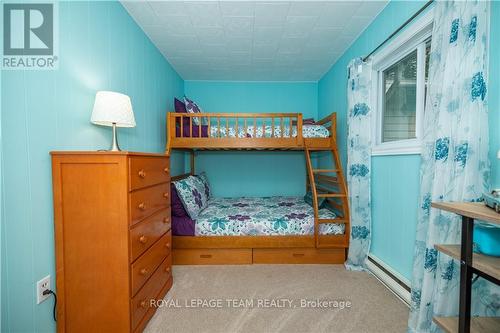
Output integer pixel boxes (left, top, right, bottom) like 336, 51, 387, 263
305, 147, 350, 249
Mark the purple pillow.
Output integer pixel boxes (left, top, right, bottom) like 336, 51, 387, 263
174, 98, 187, 113
172, 215, 195, 236
174, 98, 190, 127
171, 183, 188, 217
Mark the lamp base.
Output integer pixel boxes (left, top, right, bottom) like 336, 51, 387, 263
109, 123, 121, 151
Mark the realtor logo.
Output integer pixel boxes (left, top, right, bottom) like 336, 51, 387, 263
2, 2, 58, 69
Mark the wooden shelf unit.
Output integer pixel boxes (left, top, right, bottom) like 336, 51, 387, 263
431, 202, 500, 333
433, 316, 500, 333
434, 244, 500, 282
432, 202, 500, 225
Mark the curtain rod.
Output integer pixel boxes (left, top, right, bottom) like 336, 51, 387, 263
363, 0, 434, 62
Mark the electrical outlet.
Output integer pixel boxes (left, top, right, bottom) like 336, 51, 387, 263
36, 275, 51, 304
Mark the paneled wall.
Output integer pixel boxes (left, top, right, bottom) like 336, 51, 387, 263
184, 81, 318, 197
0, 2, 184, 331
318, 0, 500, 282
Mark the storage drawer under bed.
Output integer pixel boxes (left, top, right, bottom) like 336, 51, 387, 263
172, 248, 252, 265
253, 248, 345, 264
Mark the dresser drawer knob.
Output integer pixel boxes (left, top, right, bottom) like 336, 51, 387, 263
138, 202, 146, 210
163, 192, 169, 199
163, 217, 170, 224
164, 167, 169, 174
140, 268, 148, 275
165, 242, 171, 249
139, 300, 149, 309
165, 266, 171, 274
138, 169, 146, 178
139, 235, 147, 244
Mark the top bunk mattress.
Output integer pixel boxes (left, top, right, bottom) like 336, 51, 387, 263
175, 124, 330, 138
194, 196, 344, 236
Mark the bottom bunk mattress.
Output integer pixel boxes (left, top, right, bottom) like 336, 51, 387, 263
173, 196, 345, 236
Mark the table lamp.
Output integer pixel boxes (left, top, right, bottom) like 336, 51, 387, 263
90, 91, 135, 151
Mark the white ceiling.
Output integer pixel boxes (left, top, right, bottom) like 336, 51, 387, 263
122, 1, 387, 81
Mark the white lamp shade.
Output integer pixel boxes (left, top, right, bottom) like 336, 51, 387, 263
91, 91, 136, 128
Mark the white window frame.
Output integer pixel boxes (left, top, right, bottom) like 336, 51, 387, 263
371, 9, 434, 156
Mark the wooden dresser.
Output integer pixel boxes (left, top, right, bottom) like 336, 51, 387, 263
51, 152, 172, 332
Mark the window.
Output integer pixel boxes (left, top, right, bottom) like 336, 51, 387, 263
371, 10, 433, 156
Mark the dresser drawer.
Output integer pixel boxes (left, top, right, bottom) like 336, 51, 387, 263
130, 209, 171, 262
129, 156, 169, 191
130, 184, 170, 226
131, 231, 171, 296
131, 255, 172, 331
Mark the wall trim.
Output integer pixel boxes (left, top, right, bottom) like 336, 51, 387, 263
367, 254, 411, 306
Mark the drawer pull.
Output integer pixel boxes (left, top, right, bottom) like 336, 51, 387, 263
200, 254, 212, 259
138, 202, 146, 210
140, 268, 148, 275
164, 167, 169, 174
292, 253, 305, 257
165, 266, 171, 274
138, 235, 147, 244
163, 217, 170, 224
163, 192, 169, 199
138, 169, 147, 178
139, 300, 149, 309
165, 242, 171, 249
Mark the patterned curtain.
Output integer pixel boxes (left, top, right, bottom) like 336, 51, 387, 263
345, 58, 373, 271
408, 1, 499, 331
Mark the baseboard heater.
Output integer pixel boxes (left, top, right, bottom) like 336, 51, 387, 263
366, 254, 411, 306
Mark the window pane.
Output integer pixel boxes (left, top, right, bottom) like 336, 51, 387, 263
382, 50, 417, 142
424, 38, 431, 106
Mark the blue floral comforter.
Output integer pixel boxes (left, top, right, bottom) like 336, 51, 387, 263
195, 197, 345, 236
208, 125, 330, 138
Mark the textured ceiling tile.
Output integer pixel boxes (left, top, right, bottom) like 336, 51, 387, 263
184, 1, 220, 17
283, 16, 317, 38
195, 27, 225, 43
254, 1, 290, 26
253, 26, 283, 43
191, 14, 222, 27
223, 16, 254, 37
253, 42, 279, 58
288, 1, 326, 17
227, 37, 253, 52
201, 44, 228, 56
309, 27, 343, 40
123, 0, 387, 81
220, 1, 255, 16
255, 1, 290, 17
147, 1, 187, 16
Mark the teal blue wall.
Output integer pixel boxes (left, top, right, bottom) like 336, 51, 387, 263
0, 2, 184, 332
184, 81, 318, 197
318, 0, 500, 282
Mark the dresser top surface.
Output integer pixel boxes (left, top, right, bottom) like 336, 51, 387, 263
50, 151, 167, 157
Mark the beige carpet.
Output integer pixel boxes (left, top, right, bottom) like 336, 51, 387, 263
145, 265, 409, 333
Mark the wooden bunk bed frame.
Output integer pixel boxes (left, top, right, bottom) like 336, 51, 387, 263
166, 112, 350, 264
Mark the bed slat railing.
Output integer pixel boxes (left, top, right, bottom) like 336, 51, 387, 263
167, 112, 306, 149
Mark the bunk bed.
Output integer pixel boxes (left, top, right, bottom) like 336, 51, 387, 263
165, 112, 350, 264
